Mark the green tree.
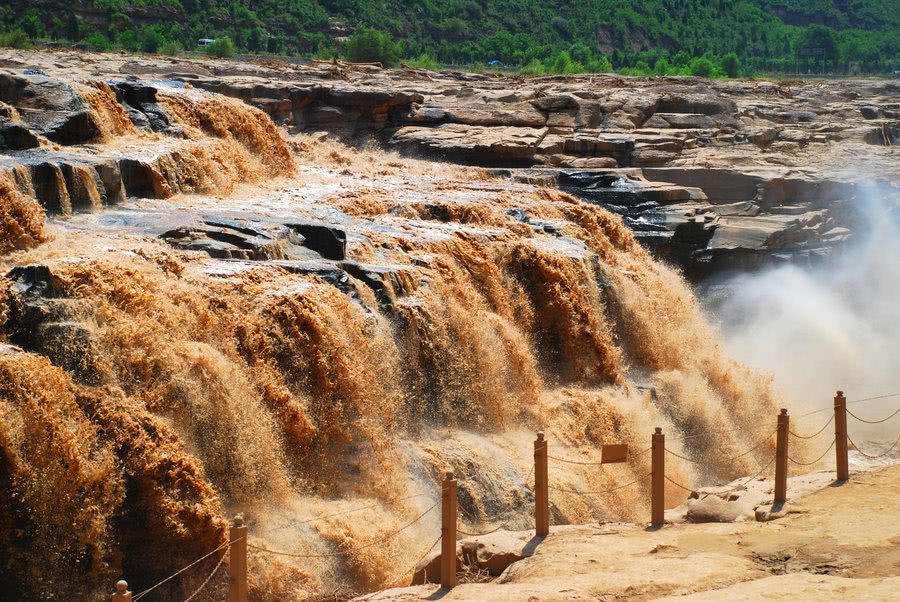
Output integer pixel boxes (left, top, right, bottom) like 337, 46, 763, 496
689, 57, 714, 77
721, 52, 741, 77
344, 28, 401, 66
795, 25, 840, 70
206, 36, 236, 58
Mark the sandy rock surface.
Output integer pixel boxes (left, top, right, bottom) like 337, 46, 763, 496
357, 463, 900, 601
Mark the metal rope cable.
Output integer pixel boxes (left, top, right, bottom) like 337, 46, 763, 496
664, 474, 695, 493
846, 406, 900, 424
548, 473, 648, 495
664, 428, 776, 467
664, 447, 702, 464
267, 492, 428, 536
131, 537, 235, 602
548, 454, 606, 466
524, 463, 535, 490
183, 549, 227, 602
456, 497, 506, 536
788, 438, 836, 466
846, 431, 900, 460
798, 392, 900, 418
700, 455, 776, 499
790, 414, 834, 439
721, 428, 778, 463
247, 501, 438, 559
456, 524, 505, 537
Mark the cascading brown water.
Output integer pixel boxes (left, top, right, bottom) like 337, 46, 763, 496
0, 92, 802, 600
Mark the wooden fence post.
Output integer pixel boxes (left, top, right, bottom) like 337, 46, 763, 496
441, 471, 457, 590
111, 580, 131, 602
834, 391, 849, 481
775, 408, 789, 503
651, 427, 665, 527
534, 431, 549, 537
229, 515, 248, 602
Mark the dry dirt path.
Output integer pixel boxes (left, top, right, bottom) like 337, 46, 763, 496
358, 464, 900, 601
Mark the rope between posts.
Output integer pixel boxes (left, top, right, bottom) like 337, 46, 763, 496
548, 473, 648, 496
456, 524, 505, 537
267, 492, 428, 536
664, 474, 695, 493
183, 549, 227, 602
846, 406, 900, 424
790, 414, 834, 439
548, 454, 606, 466
664, 447, 701, 464
722, 428, 778, 462
846, 431, 900, 459
700, 455, 776, 499
798, 392, 900, 418
457, 503, 504, 536
131, 537, 235, 602
664, 428, 776, 466
788, 438, 836, 466
247, 502, 438, 559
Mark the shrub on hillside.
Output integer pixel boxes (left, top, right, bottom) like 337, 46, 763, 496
0, 29, 30, 49
344, 28, 401, 67
721, 52, 741, 78
206, 37, 236, 58
83, 33, 112, 52
159, 40, 183, 56
518, 58, 545, 75
689, 57, 714, 78
407, 53, 441, 71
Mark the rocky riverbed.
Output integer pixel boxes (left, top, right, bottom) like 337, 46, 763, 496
2, 48, 899, 279
1, 49, 898, 601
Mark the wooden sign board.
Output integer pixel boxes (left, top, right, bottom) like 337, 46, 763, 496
601, 444, 627, 464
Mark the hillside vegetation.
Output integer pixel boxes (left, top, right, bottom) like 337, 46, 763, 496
0, 0, 897, 75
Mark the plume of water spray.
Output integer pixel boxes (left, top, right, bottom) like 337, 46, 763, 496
714, 184, 900, 427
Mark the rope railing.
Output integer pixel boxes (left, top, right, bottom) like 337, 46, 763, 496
663, 428, 776, 466
788, 438, 836, 466
699, 455, 777, 499
547, 474, 648, 496
663, 474, 695, 493
130, 537, 237, 602
847, 431, 900, 459
247, 501, 439, 559
846, 406, 900, 424
183, 549, 227, 602
112, 390, 899, 601
456, 503, 505, 537
265, 492, 429, 537
798, 392, 900, 417
789, 413, 834, 439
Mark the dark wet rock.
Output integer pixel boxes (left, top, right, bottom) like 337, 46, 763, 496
859, 106, 879, 119
286, 222, 348, 260
0, 74, 101, 145
0, 122, 40, 150
160, 222, 288, 261
108, 80, 177, 134
340, 261, 416, 310
3, 265, 101, 384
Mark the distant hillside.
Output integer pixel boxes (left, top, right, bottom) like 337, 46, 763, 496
1, 0, 898, 73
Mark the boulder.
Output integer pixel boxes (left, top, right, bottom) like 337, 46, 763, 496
0, 73, 101, 145
286, 222, 348, 260
685, 496, 750, 523
108, 80, 177, 134
411, 530, 537, 585
0, 121, 40, 150
3, 265, 101, 384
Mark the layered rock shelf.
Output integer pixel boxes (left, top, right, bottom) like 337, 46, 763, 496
1, 49, 898, 280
